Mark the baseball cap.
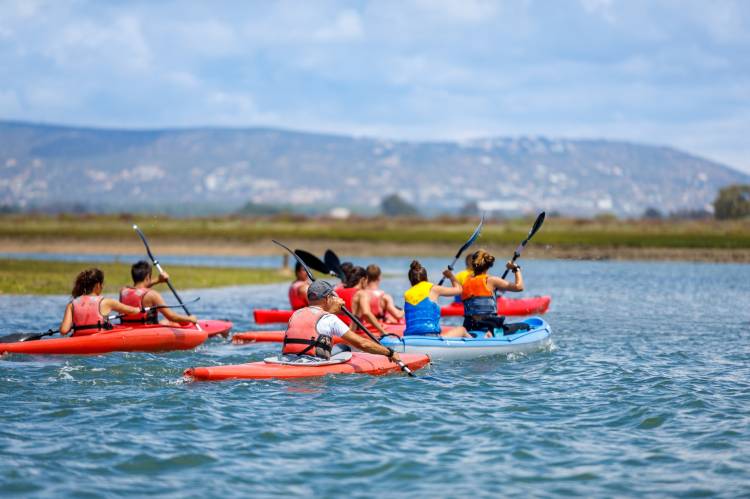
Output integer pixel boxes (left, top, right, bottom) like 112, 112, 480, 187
307, 280, 335, 301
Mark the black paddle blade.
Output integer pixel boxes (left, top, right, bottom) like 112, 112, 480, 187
294, 249, 331, 276
0, 329, 57, 344
324, 250, 346, 280
527, 212, 546, 240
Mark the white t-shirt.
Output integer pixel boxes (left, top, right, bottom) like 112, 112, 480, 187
310, 307, 350, 338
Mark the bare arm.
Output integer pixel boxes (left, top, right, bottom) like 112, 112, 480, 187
382, 293, 404, 319
342, 331, 401, 362
102, 298, 140, 316
431, 269, 462, 298
356, 291, 389, 336
60, 303, 74, 335
488, 266, 523, 293
146, 291, 197, 324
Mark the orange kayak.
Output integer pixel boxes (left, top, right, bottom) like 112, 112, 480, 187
184, 352, 430, 381
196, 319, 233, 337
0, 323, 208, 355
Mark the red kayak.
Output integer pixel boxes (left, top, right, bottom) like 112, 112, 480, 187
184, 352, 430, 381
0, 323, 208, 355
252, 296, 551, 324
196, 319, 233, 338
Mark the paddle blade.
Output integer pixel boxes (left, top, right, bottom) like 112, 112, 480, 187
294, 249, 330, 276
455, 213, 485, 258
0, 329, 56, 344
527, 211, 546, 240
324, 250, 346, 280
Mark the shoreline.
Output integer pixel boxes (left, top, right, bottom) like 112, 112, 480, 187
2, 237, 749, 263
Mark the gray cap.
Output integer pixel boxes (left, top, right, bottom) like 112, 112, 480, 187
307, 280, 335, 301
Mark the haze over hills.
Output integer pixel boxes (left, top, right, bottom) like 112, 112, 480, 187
1, 120, 748, 217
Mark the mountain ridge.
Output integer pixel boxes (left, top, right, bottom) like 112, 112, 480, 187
1, 120, 747, 216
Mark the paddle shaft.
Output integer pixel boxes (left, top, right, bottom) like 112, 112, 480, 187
500, 212, 546, 280
438, 215, 485, 285
133, 225, 201, 331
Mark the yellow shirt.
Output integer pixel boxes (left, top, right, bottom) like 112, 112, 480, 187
455, 269, 473, 286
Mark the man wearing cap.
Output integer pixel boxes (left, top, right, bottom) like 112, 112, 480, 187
281, 280, 403, 363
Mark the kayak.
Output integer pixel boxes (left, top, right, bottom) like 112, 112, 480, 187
252, 296, 551, 324
0, 324, 208, 355
195, 319, 233, 337
440, 295, 551, 317
380, 317, 551, 361
183, 352, 430, 381
231, 323, 451, 345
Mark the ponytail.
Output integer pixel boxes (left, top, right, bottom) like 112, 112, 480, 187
408, 260, 428, 286
71, 268, 104, 298
471, 249, 495, 275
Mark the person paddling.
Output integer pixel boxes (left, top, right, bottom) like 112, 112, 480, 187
365, 264, 404, 323
459, 249, 524, 337
403, 260, 469, 338
119, 261, 197, 326
337, 266, 390, 337
452, 251, 477, 303
288, 262, 310, 310
60, 268, 142, 336
281, 280, 403, 363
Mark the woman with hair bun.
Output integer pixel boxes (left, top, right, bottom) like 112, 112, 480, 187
403, 260, 469, 337
59, 268, 141, 336
460, 249, 524, 337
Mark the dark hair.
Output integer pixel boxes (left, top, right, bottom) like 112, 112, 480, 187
131, 260, 152, 283
294, 262, 303, 273
408, 260, 428, 286
344, 266, 366, 288
366, 264, 381, 283
471, 249, 495, 274
71, 268, 104, 298
465, 251, 478, 267
340, 262, 354, 280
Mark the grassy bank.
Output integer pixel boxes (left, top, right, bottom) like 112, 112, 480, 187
0, 259, 287, 295
2, 214, 750, 247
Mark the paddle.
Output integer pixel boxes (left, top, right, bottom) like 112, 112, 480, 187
438, 214, 485, 285
500, 211, 546, 281
0, 299, 201, 344
274, 240, 415, 377
133, 225, 201, 331
323, 249, 346, 280
294, 249, 335, 277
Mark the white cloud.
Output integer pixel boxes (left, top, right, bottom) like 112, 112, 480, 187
313, 9, 364, 41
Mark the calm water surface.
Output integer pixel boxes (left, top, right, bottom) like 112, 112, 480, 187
1, 258, 749, 497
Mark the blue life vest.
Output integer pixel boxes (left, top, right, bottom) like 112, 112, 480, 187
403, 282, 441, 336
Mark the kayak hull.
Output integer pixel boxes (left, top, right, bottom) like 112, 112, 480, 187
252, 296, 551, 324
197, 319, 233, 337
380, 317, 551, 361
0, 324, 208, 355
184, 352, 430, 381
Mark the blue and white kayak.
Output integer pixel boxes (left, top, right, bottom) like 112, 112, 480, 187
381, 317, 552, 361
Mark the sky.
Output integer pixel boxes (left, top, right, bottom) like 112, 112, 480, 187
1, 0, 748, 172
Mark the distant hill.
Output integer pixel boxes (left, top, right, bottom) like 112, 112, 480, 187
1, 120, 748, 216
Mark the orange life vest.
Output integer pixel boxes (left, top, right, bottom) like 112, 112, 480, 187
119, 287, 157, 324
282, 307, 334, 359
335, 287, 358, 326
369, 289, 385, 319
288, 280, 309, 310
461, 274, 497, 317
71, 295, 109, 336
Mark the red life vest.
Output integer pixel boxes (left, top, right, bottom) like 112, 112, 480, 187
119, 287, 157, 324
369, 289, 385, 319
71, 295, 109, 336
335, 287, 358, 326
288, 281, 309, 310
282, 307, 334, 359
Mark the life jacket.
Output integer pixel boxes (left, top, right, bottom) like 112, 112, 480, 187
403, 281, 441, 336
70, 295, 110, 336
453, 269, 474, 302
282, 307, 334, 359
119, 287, 158, 324
335, 287, 358, 326
288, 280, 309, 310
461, 274, 497, 317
